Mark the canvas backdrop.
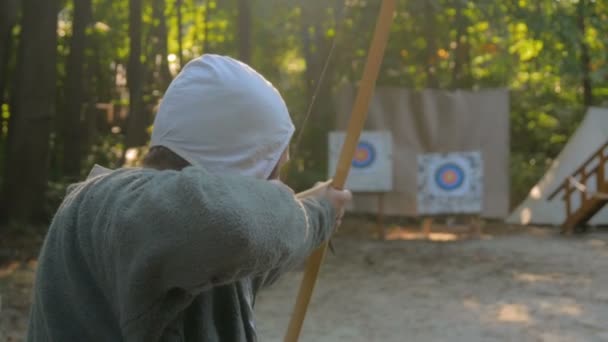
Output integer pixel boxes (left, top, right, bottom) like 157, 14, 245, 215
333, 85, 510, 218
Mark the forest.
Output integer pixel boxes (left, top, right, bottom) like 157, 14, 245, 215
0, 0, 607, 226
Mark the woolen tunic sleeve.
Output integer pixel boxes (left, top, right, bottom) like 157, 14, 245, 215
77, 166, 335, 340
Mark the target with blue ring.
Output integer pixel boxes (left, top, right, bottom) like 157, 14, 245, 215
434, 163, 465, 191
351, 141, 376, 168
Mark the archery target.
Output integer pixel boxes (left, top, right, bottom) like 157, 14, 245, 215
329, 131, 392, 192
352, 141, 376, 168
434, 163, 465, 192
418, 151, 483, 214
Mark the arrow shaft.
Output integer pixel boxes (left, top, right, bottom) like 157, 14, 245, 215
283, 1, 397, 341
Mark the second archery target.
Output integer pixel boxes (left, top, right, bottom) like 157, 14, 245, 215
434, 163, 465, 192
328, 131, 393, 192
417, 151, 483, 214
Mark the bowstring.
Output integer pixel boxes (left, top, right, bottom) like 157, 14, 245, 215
289, 1, 350, 164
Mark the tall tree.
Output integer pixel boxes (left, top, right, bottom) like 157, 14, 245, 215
292, 1, 338, 187
577, 0, 593, 107
0, 0, 19, 105
176, 0, 184, 67
237, 0, 252, 63
153, 0, 172, 90
2, 0, 60, 222
125, 0, 146, 148
63, 0, 93, 179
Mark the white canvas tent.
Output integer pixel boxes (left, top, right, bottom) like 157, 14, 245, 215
507, 107, 608, 226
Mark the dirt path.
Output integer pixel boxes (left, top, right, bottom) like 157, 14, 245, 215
2, 224, 608, 341
254, 226, 608, 342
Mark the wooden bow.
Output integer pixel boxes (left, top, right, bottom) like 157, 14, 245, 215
284, 1, 397, 341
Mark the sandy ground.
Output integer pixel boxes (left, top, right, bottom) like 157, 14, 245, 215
2, 222, 608, 341
254, 223, 608, 342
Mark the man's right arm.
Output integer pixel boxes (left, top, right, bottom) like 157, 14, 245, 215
82, 166, 343, 329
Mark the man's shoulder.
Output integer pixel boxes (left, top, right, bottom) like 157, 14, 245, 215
69, 165, 214, 196
65, 166, 150, 197
85, 164, 150, 181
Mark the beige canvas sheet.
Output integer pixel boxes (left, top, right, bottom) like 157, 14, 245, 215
333, 85, 510, 218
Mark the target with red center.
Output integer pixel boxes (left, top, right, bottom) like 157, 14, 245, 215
434, 163, 465, 191
417, 151, 483, 215
329, 131, 392, 192
351, 141, 376, 168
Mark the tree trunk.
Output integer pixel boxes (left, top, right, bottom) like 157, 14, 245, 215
176, 0, 183, 67
125, 0, 146, 148
154, 0, 172, 89
63, 0, 92, 180
2, 0, 59, 222
577, 0, 593, 107
81, 31, 108, 154
0, 0, 19, 105
237, 0, 252, 63
301, 13, 315, 101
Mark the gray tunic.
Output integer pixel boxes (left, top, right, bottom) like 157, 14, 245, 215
26, 166, 335, 341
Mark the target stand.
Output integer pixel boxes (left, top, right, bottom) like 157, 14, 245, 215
329, 131, 393, 240
417, 151, 484, 238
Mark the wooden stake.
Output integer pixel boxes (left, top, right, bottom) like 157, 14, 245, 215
469, 215, 483, 237
283, 1, 396, 341
377, 193, 385, 240
422, 217, 433, 238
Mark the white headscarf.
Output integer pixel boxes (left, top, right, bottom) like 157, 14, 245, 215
150, 54, 295, 179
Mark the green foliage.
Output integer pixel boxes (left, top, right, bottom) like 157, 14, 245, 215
82, 133, 126, 174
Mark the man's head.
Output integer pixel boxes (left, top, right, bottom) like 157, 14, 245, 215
147, 54, 294, 180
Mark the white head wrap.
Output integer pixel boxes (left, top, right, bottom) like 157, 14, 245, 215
150, 54, 295, 179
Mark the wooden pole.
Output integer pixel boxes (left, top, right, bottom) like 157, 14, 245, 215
422, 217, 433, 238
283, 1, 396, 341
563, 182, 573, 235
377, 193, 385, 240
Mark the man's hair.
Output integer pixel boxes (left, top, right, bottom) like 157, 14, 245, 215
142, 145, 282, 179
142, 146, 191, 171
